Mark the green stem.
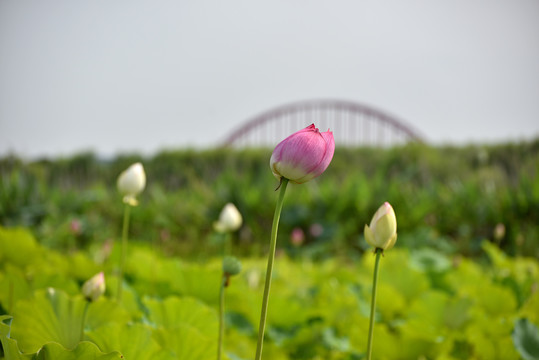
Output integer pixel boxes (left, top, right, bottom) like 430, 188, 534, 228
118, 203, 131, 302
366, 248, 382, 360
254, 178, 289, 360
224, 232, 232, 257
217, 275, 227, 360
80, 301, 90, 341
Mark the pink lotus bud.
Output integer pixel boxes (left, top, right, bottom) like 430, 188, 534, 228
364, 202, 397, 251
270, 124, 335, 184
309, 223, 324, 238
117, 162, 146, 206
82, 272, 106, 302
70, 219, 82, 235
290, 227, 305, 246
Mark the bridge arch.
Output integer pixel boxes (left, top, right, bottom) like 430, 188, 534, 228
222, 99, 425, 147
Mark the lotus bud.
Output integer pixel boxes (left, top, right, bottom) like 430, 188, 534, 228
270, 124, 335, 184
290, 227, 305, 247
222, 256, 242, 276
309, 223, 324, 238
70, 219, 82, 235
364, 202, 397, 251
82, 272, 106, 302
117, 162, 146, 206
493, 223, 506, 242
214, 203, 243, 233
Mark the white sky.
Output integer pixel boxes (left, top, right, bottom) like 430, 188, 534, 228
1, 1, 538, 158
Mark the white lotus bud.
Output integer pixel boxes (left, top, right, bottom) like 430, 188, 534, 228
117, 162, 146, 206
364, 202, 397, 251
82, 272, 106, 302
214, 203, 243, 233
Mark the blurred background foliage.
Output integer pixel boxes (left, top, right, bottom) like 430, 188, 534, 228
1, 140, 539, 359
0, 139, 538, 260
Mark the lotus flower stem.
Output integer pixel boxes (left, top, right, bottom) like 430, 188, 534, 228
366, 248, 382, 360
117, 203, 131, 302
80, 300, 90, 341
255, 178, 289, 360
224, 232, 232, 257
217, 275, 226, 360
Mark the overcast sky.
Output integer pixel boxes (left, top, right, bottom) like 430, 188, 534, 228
1, 1, 538, 158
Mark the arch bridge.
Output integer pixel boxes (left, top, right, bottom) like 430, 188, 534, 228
222, 99, 425, 147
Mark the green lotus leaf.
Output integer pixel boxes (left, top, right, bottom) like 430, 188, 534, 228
30, 273, 79, 296
362, 249, 430, 302
86, 323, 161, 360
9, 286, 134, 354
66, 252, 102, 282
520, 291, 539, 325
34, 341, 123, 360
0, 265, 31, 314
168, 263, 221, 304
409, 248, 451, 273
104, 276, 145, 320
0, 315, 34, 360
1, 315, 122, 360
512, 318, 539, 360
10, 288, 86, 353
404, 291, 450, 338
85, 298, 131, 332
153, 325, 216, 360
0, 227, 41, 268
143, 296, 218, 339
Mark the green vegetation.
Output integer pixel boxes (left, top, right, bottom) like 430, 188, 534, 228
0, 226, 538, 359
1, 141, 538, 258
1, 140, 538, 359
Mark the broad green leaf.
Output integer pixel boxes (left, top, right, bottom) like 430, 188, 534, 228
171, 264, 221, 305
467, 324, 520, 360
28, 251, 72, 284
34, 342, 123, 360
66, 252, 101, 282
267, 295, 310, 329
362, 250, 430, 302
0, 315, 34, 360
482, 241, 511, 269
143, 296, 218, 339
224, 328, 289, 360
86, 323, 160, 360
104, 276, 144, 320
410, 248, 451, 273
152, 326, 216, 360
0, 265, 31, 314
512, 318, 539, 360
224, 312, 255, 336
520, 291, 539, 324
322, 327, 350, 352
85, 298, 131, 331
445, 257, 484, 292
0, 227, 40, 268
1, 316, 122, 360
475, 283, 517, 317
404, 291, 449, 339
10, 289, 86, 353
31, 273, 79, 296
375, 283, 406, 321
